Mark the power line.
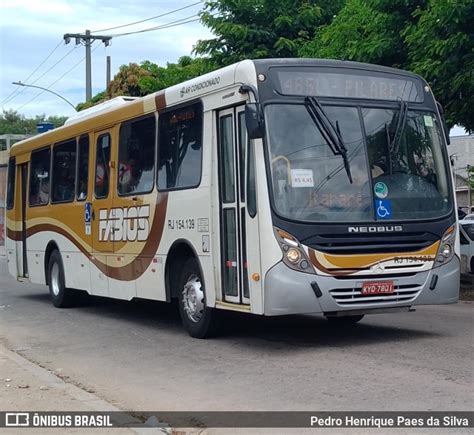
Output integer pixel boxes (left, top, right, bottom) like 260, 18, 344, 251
16, 43, 101, 112
2, 45, 79, 108
12, 11, 210, 112
91, 1, 203, 33
110, 15, 202, 38
28, 46, 80, 87
0, 40, 64, 107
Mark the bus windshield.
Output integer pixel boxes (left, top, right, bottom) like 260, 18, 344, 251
265, 103, 452, 222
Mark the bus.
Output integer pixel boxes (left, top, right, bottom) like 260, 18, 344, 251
5, 59, 460, 338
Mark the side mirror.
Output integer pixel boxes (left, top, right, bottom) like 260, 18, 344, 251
245, 103, 264, 139
436, 101, 450, 145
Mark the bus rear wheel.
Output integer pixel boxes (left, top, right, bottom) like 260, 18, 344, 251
48, 250, 75, 308
326, 315, 364, 324
178, 257, 219, 338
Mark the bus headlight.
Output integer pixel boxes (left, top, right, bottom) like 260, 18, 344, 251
441, 244, 452, 258
274, 228, 315, 274
434, 225, 455, 267
286, 248, 301, 264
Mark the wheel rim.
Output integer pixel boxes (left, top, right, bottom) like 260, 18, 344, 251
51, 262, 60, 296
182, 274, 205, 323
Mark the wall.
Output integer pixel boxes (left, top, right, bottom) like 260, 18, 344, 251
449, 135, 474, 211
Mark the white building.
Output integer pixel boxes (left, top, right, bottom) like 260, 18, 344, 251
450, 134, 474, 211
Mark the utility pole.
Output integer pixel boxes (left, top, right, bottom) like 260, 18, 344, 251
106, 56, 111, 88
63, 30, 112, 102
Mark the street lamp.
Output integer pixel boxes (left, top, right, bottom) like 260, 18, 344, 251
12, 81, 77, 111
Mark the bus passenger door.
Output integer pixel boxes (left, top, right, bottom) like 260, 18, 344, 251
90, 129, 114, 297
15, 163, 29, 278
217, 106, 261, 306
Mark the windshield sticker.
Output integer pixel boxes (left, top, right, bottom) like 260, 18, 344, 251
375, 199, 392, 219
424, 115, 434, 127
374, 182, 388, 199
291, 169, 314, 188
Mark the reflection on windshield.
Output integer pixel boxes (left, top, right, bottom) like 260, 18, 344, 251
364, 108, 451, 219
266, 104, 372, 221
265, 104, 452, 222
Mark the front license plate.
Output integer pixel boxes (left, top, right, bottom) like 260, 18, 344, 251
361, 280, 394, 295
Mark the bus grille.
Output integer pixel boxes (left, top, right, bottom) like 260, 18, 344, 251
305, 232, 436, 255
329, 283, 421, 306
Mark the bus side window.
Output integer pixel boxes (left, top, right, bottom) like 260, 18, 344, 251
157, 101, 203, 190
6, 157, 15, 210
52, 139, 76, 203
29, 148, 51, 206
95, 134, 111, 199
76, 135, 89, 201
118, 116, 155, 196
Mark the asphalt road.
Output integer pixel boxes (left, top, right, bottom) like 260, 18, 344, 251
0, 260, 472, 414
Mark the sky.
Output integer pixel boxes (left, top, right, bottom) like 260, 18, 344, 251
0, 0, 212, 118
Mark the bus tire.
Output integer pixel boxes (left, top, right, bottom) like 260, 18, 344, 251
326, 315, 364, 324
48, 250, 75, 308
178, 257, 219, 338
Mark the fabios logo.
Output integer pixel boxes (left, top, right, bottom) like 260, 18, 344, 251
99, 206, 150, 242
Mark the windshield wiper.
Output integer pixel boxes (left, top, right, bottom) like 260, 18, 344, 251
305, 96, 353, 184
390, 100, 408, 155
385, 123, 393, 174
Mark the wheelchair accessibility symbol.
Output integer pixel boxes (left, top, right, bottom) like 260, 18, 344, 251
85, 202, 92, 223
376, 199, 392, 219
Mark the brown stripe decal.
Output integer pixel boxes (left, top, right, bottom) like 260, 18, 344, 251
6, 228, 22, 241
15, 193, 168, 282
155, 91, 166, 111
308, 241, 438, 276
308, 249, 353, 277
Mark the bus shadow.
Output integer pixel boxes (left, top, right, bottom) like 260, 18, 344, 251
20, 291, 182, 330
19, 291, 440, 349
220, 311, 441, 349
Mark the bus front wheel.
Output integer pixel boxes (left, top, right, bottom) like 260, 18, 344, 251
178, 257, 219, 338
48, 250, 75, 308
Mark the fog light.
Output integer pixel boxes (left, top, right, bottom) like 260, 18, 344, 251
286, 248, 301, 264
441, 243, 452, 258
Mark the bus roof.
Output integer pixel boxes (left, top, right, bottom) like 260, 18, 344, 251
251, 58, 422, 79
9, 59, 254, 156
9, 58, 423, 156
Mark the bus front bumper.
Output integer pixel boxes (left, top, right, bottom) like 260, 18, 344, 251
263, 256, 460, 316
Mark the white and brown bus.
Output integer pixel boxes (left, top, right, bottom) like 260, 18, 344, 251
5, 59, 460, 338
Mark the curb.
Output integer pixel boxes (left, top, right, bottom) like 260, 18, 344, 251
0, 345, 168, 434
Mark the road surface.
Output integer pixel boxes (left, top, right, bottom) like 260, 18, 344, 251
0, 260, 472, 415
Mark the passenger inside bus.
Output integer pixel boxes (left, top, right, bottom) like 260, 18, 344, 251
56, 162, 75, 201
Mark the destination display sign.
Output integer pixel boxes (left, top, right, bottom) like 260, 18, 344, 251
276, 69, 423, 102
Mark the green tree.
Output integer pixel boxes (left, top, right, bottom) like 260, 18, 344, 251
301, 0, 473, 131
0, 110, 67, 135
77, 57, 214, 110
137, 56, 215, 94
404, 0, 474, 130
300, 0, 426, 67
194, 0, 344, 66
76, 91, 107, 112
